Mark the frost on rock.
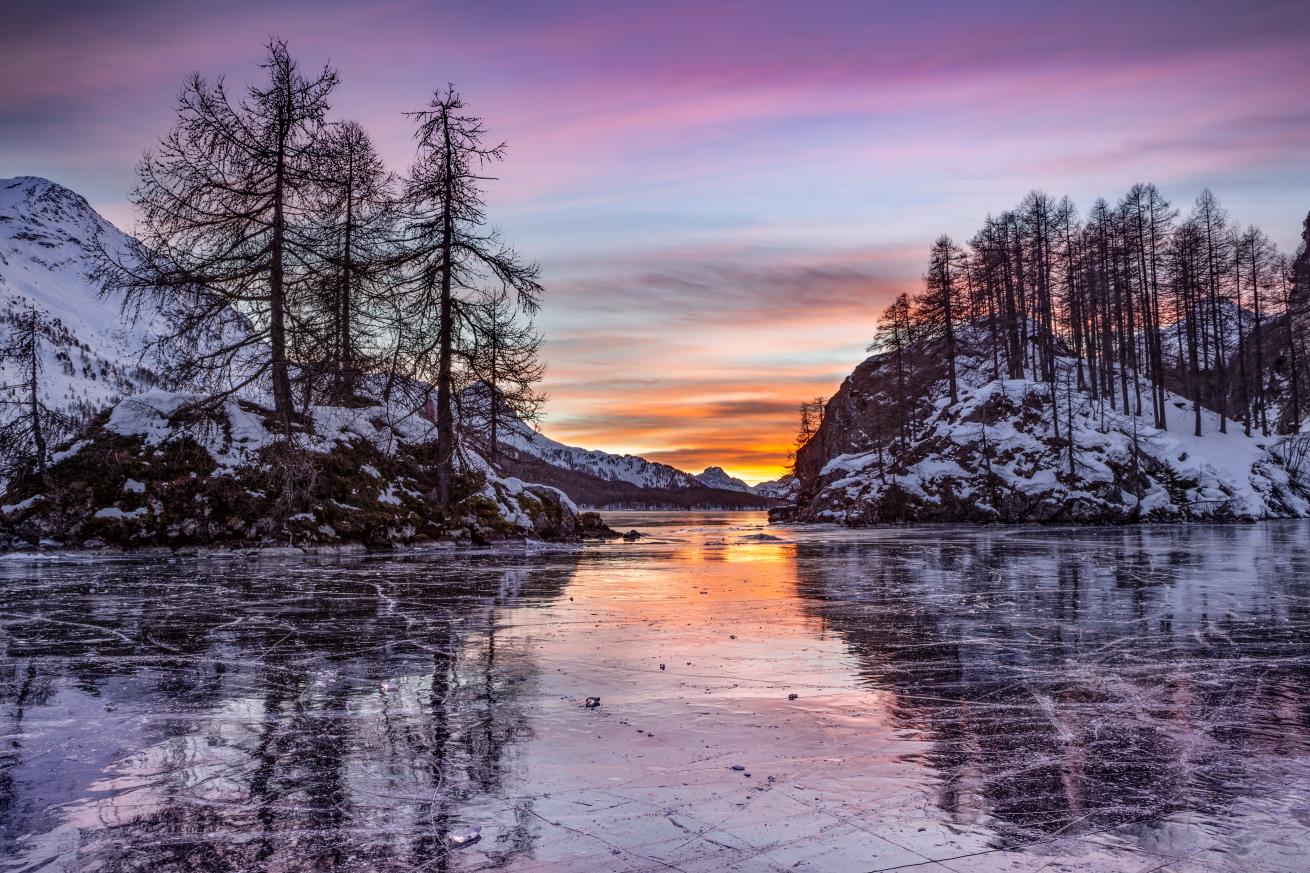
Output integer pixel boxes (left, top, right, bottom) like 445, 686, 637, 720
795, 338, 1310, 524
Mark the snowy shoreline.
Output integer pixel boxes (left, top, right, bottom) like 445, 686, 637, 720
789, 341, 1310, 526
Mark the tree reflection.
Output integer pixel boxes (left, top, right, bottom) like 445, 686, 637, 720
0, 554, 574, 871
796, 524, 1310, 845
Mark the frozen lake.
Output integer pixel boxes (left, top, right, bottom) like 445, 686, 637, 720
3, 514, 1309, 871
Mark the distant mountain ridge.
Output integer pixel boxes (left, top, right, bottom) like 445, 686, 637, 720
498, 414, 702, 491
497, 415, 780, 510
689, 467, 798, 500
694, 466, 751, 492
752, 474, 798, 500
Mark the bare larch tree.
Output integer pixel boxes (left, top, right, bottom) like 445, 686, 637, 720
462, 289, 546, 464
399, 87, 542, 503
98, 38, 338, 428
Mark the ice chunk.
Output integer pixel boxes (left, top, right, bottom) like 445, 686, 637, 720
448, 826, 481, 847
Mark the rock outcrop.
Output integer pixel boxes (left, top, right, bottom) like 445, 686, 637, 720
791, 334, 1310, 525
0, 391, 608, 551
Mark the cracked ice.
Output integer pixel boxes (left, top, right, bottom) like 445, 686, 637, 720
2, 514, 1310, 871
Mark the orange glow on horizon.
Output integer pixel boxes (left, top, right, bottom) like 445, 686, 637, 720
534, 274, 900, 483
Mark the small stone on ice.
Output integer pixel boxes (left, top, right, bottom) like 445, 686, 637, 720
585, 696, 601, 708
448, 825, 481, 847
788, 693, 798, 700
730, 764, 746, 771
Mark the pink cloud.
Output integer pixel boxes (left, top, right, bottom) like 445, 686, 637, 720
4, 0, 1307, 478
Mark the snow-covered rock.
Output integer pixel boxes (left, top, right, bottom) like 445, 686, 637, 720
793, 338, 1310, 525
0, 391, 612, 550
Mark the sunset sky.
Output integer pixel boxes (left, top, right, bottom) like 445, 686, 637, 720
3, 0, 1308, 483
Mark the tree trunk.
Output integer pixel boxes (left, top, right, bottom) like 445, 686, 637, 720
1203, 215, 1228, 433
338, 161, 355, 401
1235, 245, 1249, 436
1287, 271, 1301, 432
1187, 278, 1203, 436
269, 109, 294, 427
488, 323, 500, 465
1251, 250, 1266, 435
943, 263, 958, 405
435, 111, 456, 505
27, 311, 46, 481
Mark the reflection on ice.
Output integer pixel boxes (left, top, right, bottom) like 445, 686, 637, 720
797, 524, 1310, 869
1, 557, 567, 871
2, 517, 1309, 871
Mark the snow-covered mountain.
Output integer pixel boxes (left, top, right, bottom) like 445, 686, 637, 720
694, 466, 751, 492
695, 466, 800, 500
498, 414, 702, 490
752, 474, 798, 500
495, 414, 780, 509
0, 176, 182, 423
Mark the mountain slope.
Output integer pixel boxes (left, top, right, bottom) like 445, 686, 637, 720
499, 448, 779, 511
496, 413, 779, 509
498, 414, 701, 490
0, 176, 774, 515
752, 474, 798, 500
0, 176, 177, 421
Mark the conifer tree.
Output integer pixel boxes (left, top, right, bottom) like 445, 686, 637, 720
399, 87, 542, 503
100, 39, 338, 427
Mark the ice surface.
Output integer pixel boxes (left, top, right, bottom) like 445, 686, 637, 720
2, 514, 1309, 871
